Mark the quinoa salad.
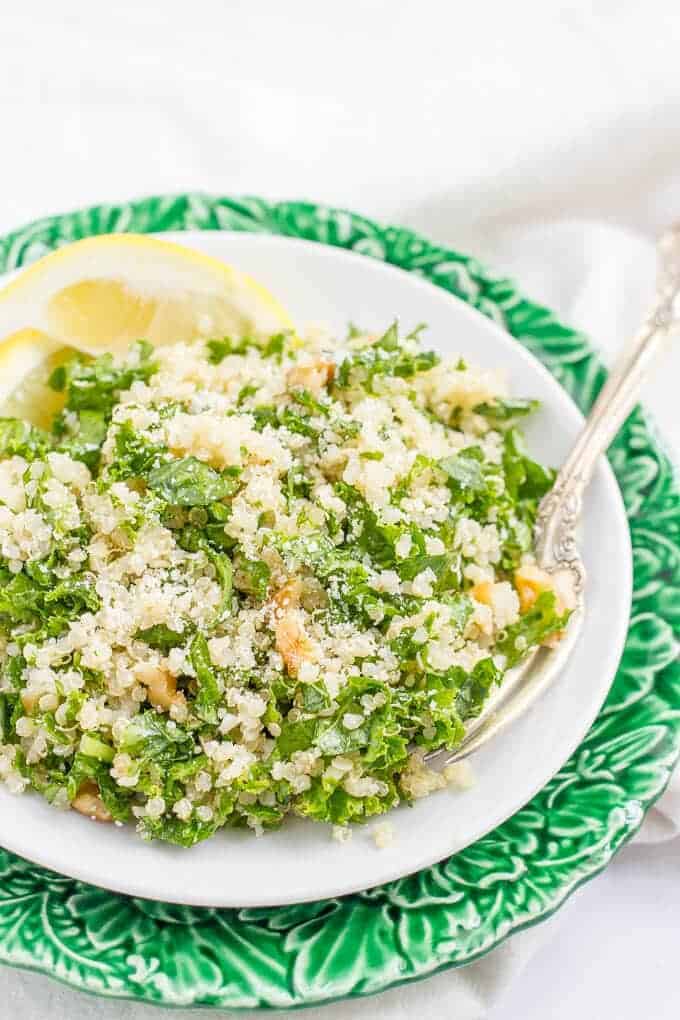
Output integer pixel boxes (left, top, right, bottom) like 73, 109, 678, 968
0, 323, 570, 846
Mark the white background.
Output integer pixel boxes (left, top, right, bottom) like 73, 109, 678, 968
2, 2, 680, 1018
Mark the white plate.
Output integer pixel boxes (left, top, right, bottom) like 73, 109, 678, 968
0, 232, 632, 907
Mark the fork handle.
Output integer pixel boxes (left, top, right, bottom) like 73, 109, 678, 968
535, 229, 680, 571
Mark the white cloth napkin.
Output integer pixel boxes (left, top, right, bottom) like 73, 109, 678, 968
2, 3, 680, 1018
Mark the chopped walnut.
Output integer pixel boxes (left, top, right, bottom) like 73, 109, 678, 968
287, 360, 335, 395
134, 662, 186, 712
72, 781, 112, 823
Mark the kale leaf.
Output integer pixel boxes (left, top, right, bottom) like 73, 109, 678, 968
502, 429, 555, 503
56, 409, 108, 470
335, 323, 440, 393
0, 572, 99, 629
119, 711, 195, 764
107, 422, 166, 481
473, 398, 540, 423
189, 633, 221, 723
497, 590, 570, 667
135, 623, 187, 652
0, 418, 51, 460
234, 556, 271, 600
147, 457, 239, 506
49, 341, 157, 416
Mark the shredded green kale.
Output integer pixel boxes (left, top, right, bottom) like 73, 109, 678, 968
0, 322, 565, 846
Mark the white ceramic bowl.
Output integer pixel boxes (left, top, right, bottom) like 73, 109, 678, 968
0, 232, 632, 907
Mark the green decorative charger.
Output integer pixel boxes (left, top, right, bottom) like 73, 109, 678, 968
0, 194, 679, 1010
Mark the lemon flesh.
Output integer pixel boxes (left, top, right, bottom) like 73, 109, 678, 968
0, 330, 70, 427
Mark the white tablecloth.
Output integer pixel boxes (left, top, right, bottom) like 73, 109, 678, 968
2, 3, 680, 1018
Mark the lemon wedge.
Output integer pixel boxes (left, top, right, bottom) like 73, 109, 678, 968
0, 233, 292, 425
0, 330, 71, 428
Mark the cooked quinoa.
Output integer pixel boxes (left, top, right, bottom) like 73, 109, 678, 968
0, 323, 568, 845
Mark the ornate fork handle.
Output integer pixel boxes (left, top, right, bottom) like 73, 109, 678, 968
535, 226, 680, 581
429, 226, 680, 768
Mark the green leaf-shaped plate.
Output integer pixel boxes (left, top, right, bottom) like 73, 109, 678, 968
0, 194, 678, 1010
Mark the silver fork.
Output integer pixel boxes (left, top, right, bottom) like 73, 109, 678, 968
427, 223, 680, 768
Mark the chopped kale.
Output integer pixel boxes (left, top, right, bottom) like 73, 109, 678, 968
135, 624, 187, 652
189, 633, 221, 724
49, 341, 157, 416
473, 398, 540, 422
0, 322, 559, 845
498, 590, 570, 667
0, 418, 50, 460
147, 457, 239, 506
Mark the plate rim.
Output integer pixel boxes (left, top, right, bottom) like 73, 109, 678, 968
0, 193, 677, 1011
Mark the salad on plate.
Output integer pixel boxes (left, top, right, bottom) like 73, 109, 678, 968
0, 239, 570, 847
